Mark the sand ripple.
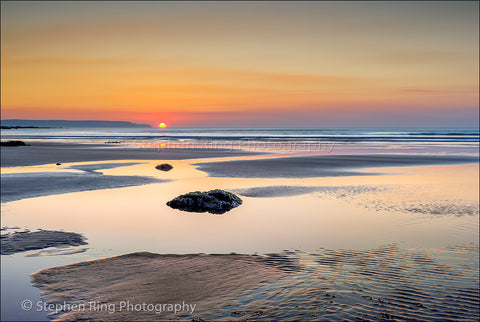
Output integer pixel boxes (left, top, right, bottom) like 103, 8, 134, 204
216, 244, 479, 321
29, 244, 479, 320
235, 184, 479, 216
318, 185, 479, 217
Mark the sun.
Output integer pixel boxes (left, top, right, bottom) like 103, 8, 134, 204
158, 122, 167, 128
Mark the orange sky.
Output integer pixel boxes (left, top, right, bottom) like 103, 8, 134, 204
1, 1, 478, 127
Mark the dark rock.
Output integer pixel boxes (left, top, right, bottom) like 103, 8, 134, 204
166, 189, 242, 214
155, 163, 173, 171
56, 163, 62, 166
1, 140, 28, 147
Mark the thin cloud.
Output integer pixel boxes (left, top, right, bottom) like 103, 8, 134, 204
397, 88, 478, 94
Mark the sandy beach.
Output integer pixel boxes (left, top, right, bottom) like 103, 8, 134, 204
0, 142, 262, 167
1, 142, 479, 321
0, 143, 260, 202
31, 252, 293, 320
29, 247, 479, 321
2, 142, 477, 203
1, 229, 87, 256
195, 154, 479, 178
1, 170, 165, 203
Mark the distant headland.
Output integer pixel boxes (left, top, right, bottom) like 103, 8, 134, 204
0, 119, 152, 128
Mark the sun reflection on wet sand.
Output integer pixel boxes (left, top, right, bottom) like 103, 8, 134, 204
1, 157, 478, 321
1, 160, 478, 254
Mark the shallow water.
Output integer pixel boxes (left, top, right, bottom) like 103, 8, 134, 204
216, 245, 479, 321
1, 159, 479, 320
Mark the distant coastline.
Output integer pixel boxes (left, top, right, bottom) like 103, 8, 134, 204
1, 126, 53, 129
0, 119, 152, 128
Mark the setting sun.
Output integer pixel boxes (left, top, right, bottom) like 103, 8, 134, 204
159, 122, 167, 128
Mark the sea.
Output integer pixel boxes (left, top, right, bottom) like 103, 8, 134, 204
2, 127, 479, 155
2, 126, 479, 142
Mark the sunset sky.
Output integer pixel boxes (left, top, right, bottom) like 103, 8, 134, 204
1, 1, 478, 127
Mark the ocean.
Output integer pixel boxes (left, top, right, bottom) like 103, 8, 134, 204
2, 126, 478, 156
2, 127, 479, 143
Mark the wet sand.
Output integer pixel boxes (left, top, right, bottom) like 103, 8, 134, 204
31, 252, 292, 320
232, 184, 479, 216
1, 229, 87, 255
233, 185, 343, 197
195, 154, 479, 178
1, 168, 166, 203
3, 144, 477, 205
2, 144, 478, 321
30, 246, 479, 321
0, 142, 262, 167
